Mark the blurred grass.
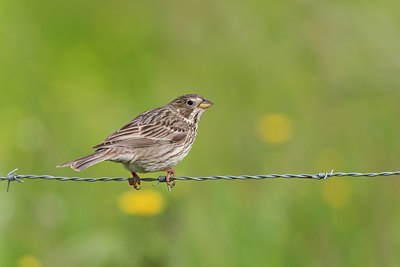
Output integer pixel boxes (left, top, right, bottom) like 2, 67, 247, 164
1, 0, 400, 266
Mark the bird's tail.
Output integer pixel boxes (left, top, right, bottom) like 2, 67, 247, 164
57, 150, 112, 171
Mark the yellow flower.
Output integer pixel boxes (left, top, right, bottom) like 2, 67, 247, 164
118, 190, 165, 216
321, 179, 351, 209
257, 113, 293, 144
18, 255, 42, 267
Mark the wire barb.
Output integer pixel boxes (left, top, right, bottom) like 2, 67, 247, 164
5, 169, 24, 192
316, 169, 334, 180
1, 169, 400, 192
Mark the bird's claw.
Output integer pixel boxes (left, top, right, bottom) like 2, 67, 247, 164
129, 172, 141, 190
166, 179, 176, 192
153, 175, 175, 191
128, 178, 141, 190
164, 168, 176, 192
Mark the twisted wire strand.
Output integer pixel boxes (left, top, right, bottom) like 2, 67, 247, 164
1, 169, 400, 191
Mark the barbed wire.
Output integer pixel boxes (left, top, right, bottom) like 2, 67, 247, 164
1, 168, 399, 192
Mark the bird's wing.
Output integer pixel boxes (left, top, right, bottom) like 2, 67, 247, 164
93, 108, 188, 150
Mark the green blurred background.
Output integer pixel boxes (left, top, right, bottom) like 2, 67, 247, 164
1, 0, 400, 266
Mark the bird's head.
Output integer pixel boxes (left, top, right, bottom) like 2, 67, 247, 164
169, 94, 213, 123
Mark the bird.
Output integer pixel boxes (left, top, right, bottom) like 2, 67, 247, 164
58, 94, 213, 190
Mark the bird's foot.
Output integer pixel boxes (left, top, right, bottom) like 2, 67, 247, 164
128, 172, 141, 190
165, 168, 176, 191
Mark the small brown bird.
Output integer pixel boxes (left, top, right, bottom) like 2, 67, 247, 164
58, 94, 213, 189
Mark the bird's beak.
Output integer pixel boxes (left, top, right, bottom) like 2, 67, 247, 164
198, 99, 213, 109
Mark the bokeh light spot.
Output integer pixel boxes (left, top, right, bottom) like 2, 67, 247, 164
322, 179, 351, 209
118, 190, 165, 216
257, 113, 293, 144
18, 255, 42, 267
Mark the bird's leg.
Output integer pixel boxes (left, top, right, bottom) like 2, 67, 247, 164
164, 167, 176, 190
128, 172, 141, 190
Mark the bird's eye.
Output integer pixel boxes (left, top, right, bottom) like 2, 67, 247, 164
186, 100, 194, 106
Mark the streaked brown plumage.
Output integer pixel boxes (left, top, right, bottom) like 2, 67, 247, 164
58, 94, 213, 189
